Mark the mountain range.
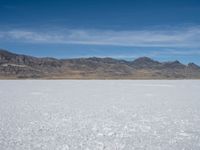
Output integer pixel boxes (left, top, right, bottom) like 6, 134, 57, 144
0, 49, 200, 79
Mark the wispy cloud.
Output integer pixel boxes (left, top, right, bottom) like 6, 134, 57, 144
1, 26, 200, 47
150, 48, 200, 57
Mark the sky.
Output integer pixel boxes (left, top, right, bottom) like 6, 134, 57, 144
0, 0, 200, 64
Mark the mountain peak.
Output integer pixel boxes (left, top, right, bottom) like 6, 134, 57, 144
131, 57, 160, 68
0, 49, 16, 56
188, 63, 200, 69
133, 57, 155, 62
162, 60, 185, 69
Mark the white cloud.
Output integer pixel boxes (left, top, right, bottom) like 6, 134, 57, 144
0, 26, 200, 47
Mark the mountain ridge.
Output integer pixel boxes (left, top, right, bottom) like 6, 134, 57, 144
0, 49, 200, 79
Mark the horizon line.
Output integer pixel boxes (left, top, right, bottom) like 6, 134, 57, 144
0, 48, 199, 66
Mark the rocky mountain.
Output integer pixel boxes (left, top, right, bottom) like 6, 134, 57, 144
0, 49, 200, 79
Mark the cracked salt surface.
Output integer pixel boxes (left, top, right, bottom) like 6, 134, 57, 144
0, 80, 200, 150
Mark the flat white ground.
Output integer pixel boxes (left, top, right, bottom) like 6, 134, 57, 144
0, 80, 200, 150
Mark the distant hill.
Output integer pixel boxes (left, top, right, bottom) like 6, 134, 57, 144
0, 49, 200, 79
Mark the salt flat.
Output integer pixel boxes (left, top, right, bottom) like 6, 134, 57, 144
0, 80, 200, 150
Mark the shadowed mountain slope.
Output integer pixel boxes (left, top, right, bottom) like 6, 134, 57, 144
0, 49, 200, 79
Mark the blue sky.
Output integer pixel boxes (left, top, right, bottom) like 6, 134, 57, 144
0, 0, 200, 64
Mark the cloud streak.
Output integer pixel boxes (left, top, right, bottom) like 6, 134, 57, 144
1, 26, 200, 47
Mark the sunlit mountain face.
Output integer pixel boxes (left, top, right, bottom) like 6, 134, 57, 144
0, 49, 200, 79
